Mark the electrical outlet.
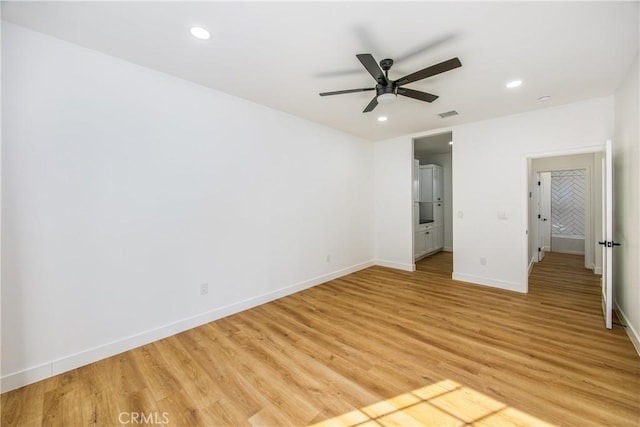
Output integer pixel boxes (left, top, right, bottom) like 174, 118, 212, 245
200, 283, 209, 295
480, 257, 487, 266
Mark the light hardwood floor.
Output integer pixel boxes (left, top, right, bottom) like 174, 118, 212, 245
415, 251, 453, 276
2, 252, 639, 426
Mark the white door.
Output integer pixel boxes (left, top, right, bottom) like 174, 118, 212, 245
432, 166, 443, 201
425, 229, 435, 253
433, 202, 444, 225
413, 160, 420, 202
537, 172, 552, 261
434, 225, 444, 250
600, 139, 616, 329
419, 166, 433, 202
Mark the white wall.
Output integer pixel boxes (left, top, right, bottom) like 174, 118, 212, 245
373, 136, 414, 271
416, 153, 453, 251
613, 53, 639, 353
1, 23, 375, 390
531, 153, 602, 273
453, 97, 612, 292
373, 97, 614, 293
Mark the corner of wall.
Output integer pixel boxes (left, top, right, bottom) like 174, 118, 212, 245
615, 302, 640, 356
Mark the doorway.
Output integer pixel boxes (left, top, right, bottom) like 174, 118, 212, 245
529, 153, 600, 275
525, 143, 614, 329
537, 168, 588, 262
412, 131, 453, 275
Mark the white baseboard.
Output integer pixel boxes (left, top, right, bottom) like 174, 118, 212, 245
1, 260, 375, 393
594, 266, 602, 275
443, 247, 453, 252
552, 250, 585, 255
452, 272, 525, 293
614, 302, 640, 356
528, 256, 536, 275
373, 259, 415, 272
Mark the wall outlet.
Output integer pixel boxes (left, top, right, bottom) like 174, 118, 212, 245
480, 257, 487, 266
200, 283, 209, 295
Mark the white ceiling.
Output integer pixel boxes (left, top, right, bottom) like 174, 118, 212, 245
2, 1, 638, 141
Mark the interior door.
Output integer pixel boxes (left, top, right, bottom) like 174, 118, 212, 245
537, 172, 552, 261
600, 139, 616, 329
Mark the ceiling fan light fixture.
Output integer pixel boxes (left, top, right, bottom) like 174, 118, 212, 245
377, 93, 397, 104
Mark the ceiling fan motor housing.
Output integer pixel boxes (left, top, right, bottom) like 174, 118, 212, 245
376, 84, 397, 97
380, 58, 394, 71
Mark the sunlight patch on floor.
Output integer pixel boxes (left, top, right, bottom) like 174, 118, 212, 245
311, 379, 555, 427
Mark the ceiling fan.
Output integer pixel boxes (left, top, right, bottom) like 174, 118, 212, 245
319, 54, 462, 113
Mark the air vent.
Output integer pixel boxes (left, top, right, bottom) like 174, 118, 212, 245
438, 110, 459, 119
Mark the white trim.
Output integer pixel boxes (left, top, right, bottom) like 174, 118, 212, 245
615, 302, 640, 356
442, 246, 453, 252
594, 266, 602, 275
1, 363, 52, 393
527, 145, 605, 160
528, 256, 536, 275
452, 273, 524, 293
1, 260, 375, 393
551, 250, 585, 255
374, 259, 415, 272
522, 156, 531, 292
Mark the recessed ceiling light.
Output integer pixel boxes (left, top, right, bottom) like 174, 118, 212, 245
377, 116, 388, 122
190, 26, 211, 40
538, 95, 551, 102
506, 79, 523, 89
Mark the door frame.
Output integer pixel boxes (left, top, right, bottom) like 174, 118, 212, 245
534, 167, 592, 264
411, 129, 454, 271
521, 145, 604, 293
537, 171, 552, 261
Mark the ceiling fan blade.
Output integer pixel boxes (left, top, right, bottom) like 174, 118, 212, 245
396, 57, 462, 86
397, 88, 439, 103
356, 54, 388, 85
394, 34, 458, 63
319, 87, 376, 96
363, 96, 378, 113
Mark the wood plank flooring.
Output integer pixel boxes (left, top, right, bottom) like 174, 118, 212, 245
2, 253, 639, 426
415, 251, 453, 276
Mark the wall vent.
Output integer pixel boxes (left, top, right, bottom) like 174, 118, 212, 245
438, 110, 459, 118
